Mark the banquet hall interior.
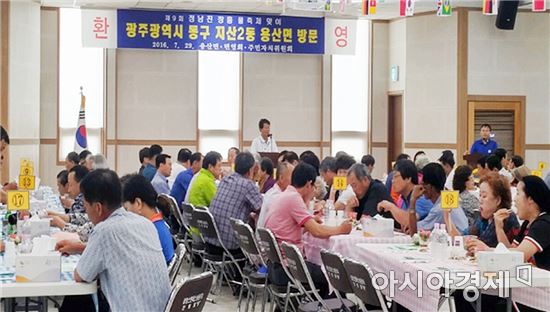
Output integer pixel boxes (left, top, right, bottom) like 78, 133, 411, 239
1, 0, 550, 311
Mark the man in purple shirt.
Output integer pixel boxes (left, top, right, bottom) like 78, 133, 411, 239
207, 152, 263, 256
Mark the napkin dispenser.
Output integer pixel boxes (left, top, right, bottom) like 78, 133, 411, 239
15, 252, 61, 282
361, 215, 394, 237
477, 244, 524, 277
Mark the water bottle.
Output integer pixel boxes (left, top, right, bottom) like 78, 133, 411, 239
325, 199, 334, 221
19, 216, 32, 254
21, 216, 31, 237
430, 223, 449, 261
439, 224, 450, 260
428, 223, 439, 249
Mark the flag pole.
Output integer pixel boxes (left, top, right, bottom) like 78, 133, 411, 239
74, 86, 88, 153
80, 86, 86, 110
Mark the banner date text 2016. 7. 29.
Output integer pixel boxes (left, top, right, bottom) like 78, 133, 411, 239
151, 41, 192, 49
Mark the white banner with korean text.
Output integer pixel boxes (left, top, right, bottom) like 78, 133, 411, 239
324, 18, 357, 55
82, 9, 117, 48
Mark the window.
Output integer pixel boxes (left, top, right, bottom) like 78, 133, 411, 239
59, 8, 104, 161
331, 20, 370, 160
198, 51, 240, 158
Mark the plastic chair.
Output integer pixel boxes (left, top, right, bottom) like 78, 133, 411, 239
164, 271, 214, 312
319, 249, 360, 312
231, 218, 268, 311
157, 194, 184, 235
192, 208, 246, 296
168, 243, 188, 286
181, 203, 206, 276
281, 242, 357, 312
342, 258, 389, 312
256, 228, 303, 312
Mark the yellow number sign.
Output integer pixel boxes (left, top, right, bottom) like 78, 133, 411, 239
7, 191, 30, 211
20, 159, 30, 167
538, 162, 547, 171
532, 170, 543, 178
19, 175, 35, 190
20, 158, 34, 176
20, 166, 34, 176
441, 190, 459, 209
333, 176, 348, 191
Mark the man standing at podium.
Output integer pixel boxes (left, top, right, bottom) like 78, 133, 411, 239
470, 123, 498, 156
250, 118, 278, 154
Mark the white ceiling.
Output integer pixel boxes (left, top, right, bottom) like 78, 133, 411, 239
37, 0, 541, 20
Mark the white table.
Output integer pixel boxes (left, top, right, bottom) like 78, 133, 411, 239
0, 255, 97, 312
354, 243, 550, 311
0, 280, 97, 298
302, 229, 412, 266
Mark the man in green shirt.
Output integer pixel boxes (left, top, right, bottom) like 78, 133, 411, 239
187, 151, 223, 208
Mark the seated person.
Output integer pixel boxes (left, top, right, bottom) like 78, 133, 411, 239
452, 165, 480, 226
446, 172, 518, 248
331, 155, 356, 211
86, 154, 109, 171
508, 155, 524, 171
186, 151, 222, 208
138, 147, 151, 175
382, 163, 468, 234
258, 157, 276, 194
150, 154, 172, 195
361, 154, 375, 174
511, 165, 531, 187
56, 170, 70, 211
168, 148, 191, 188
300, 151, 321, 174
495, 148, 513, 182
52, 165, 89, 215
344, 163, 393, 220
257, 162, 294, 229
57, 169, 69, 195
122, 174, 175, 264
142, 144, 162, 182
475, 155, 488, 179
207, 152, 263, 256
263, 163, 352, 299
459, 176, 550, 312
486, 155, 512, 183
281, 151, 299, 166
319, 157, 337, 200
386, 153, 411, 203
377, 160, 433, 227
170, 152, 202, 207
49, 166, 93, 241
223, 147, 239, 175
313, 176, 328, 201
467, 175, 550, 261
439, 150, 456, 190
73, 169, 171, 311
78, 150, 91, 166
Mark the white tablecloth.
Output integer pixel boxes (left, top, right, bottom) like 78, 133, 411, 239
354, 243, 550, 311
302, 229, 412, 266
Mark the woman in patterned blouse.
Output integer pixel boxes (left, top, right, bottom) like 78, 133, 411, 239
445, 171, 519, 247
